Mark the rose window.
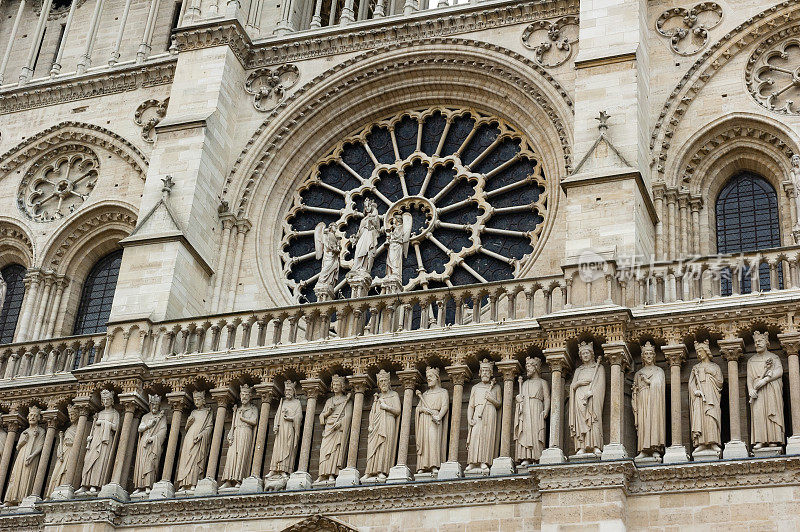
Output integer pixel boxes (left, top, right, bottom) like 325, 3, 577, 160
749, 39, 800, 114
281, 107, 548, 302
18, 146, 99, 222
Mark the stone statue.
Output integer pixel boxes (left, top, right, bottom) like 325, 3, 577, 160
220, 385, 259, 489
175, 391, 213, 492
265, 381, 303, 487
4, 406, 45, 505
0, 271, 6, 313
316, 375, 352, 483
77, 389, 120, 495
350, 198, 381, 276
791, 154, 800, 232
131, 394, 168, 496
313, 222, 341, 302
514, 357, 550, 465
384, 211, 411, 284
362, 370, 401, 482
415, 367, 449, 474
632, 342, 666, 461
465, 359, 501, 474
689, 340, 723, 455
568, 342, 605, 457
48, 404, 79, 496
748, 331, 785, 449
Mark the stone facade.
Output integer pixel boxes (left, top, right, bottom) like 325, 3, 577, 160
0, 0, 799, 529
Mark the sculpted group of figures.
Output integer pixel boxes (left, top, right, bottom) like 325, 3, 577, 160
0, 331, 790, 504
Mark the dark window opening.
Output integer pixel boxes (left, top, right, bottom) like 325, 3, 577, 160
73, 250, 123, 336
31, 27, 46, 73
167, 2, 183, 50
0, 265, 27, 344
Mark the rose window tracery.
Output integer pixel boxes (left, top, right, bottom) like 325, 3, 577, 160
17, 146, 99, 222
749, 39, 800, 115
281, 107, 548, 302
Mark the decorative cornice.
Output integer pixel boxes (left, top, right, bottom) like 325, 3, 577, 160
173, 20, 252, 67
533, 461, 635, 492
0, 60, 175, 115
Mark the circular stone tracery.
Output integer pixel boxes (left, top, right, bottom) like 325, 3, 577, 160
748, 37, 800, 115
281, 107, 548, 302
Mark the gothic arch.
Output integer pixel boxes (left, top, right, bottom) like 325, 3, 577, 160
225, 39, 573, 307
0, 218, 35, 270
651, 1, 800, 175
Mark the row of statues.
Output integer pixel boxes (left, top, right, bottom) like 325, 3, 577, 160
314, 198, 412, 300
0, 332, 789, 504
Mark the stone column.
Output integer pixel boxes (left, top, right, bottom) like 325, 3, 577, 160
28, 409, 62, 502
195, 387, 233, 496
690, 197, 702, 255
136, 0, 162, 63
0, 410, 23, 498
100, 392, 145, 501
0, 0, 26, 84
491, 359, 519, 475
57, 399, 93, 498
224, 220, 251, 311
387, 369, 420, 483
438, 364, 471, 480
602, 342, 631, 460
51, 0, 79, 74
76, 0, 106, 74
287, 379, 326, 490
273, 0, 296, 34
19, 0, 52, 82
779, 332, 800, 454
239, 381, 277, 494
540, 348, 572, 464
719, 338, 748, 459
662, 344, 689, 463
108, 0, 134, 65
150, 391, 190, 499
336, 374, 373, 486
15, 271, 41, 342
31, 275, 54, 340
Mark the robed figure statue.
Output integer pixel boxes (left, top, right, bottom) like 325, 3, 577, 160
689, 340, 723, 455
48, 404, 79, 496
4, 407, 45, 505
316, 375, 353, 483
313, 222, 341, 302
77, 389, 120, 494
415, 367, 449, 474
220, 385, 259, 489
362, 370, 401, 482
465, 359, 501, 474
514, 357, 550, 465
568, 342, 605, 457
748, 331, 785, 449
131, 395, 168, 496
266, 381, 303, 482
632, 342, 666, 461
175, 391, 213, 493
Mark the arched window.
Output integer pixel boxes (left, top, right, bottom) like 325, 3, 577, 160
0, 265, 27, 344
73, 250, 123, 336
716, 172, 781, 293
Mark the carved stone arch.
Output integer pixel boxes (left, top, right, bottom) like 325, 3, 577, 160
669, 115, 799, 254
280, 515, 357, 532
0, 218, 35, 270
651, 1, 800, 175
39, 201, 137, 336
227, 39, 573, 308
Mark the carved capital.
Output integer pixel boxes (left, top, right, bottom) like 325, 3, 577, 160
72, 395, 99, 416
445, 364, 472, 386
165, 391, 191, 412
602, 342, 632, 371
396, 369, 421, 390
779, 332, 800, 357
718, 338, 745, 362
42, 409, 65, 428
119, 392, 147, 414
661, 344, 688, 367
253, 382, 279, 402
495, 359, 521, 381
209, 387, 236, 408
299, 378, 327, 399
347, 374, 374, 394
543, 347, 572, 376
2, 411, 25, 433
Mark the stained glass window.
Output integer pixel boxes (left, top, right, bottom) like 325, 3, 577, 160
0, 264, 26, 344
73, 250, 123, 335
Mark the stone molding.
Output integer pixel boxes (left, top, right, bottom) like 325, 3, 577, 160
0, 60, 175, 115
0, 221, 35, 267
651, 0, 800, 175
746, 27, 800, 115
655, 2, 723, 56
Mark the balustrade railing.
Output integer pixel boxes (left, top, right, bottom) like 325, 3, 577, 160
0, 332, 107, 381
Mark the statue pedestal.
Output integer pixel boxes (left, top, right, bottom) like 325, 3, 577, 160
489, 456, 516, 476
312, 478, 335, 489
722, 440, 749, 459
98, 482, 129, 502
194, 477, 218, 496
601, 443, 628, 461
662, 444, 689, 464
149, 480, 175, 500
539, 447, 566, 464
285, 471, 312, 490
19, 495, 41, 509
752, 445, 782, 458
334, 467, 360, 487
633, 454, 661, 465
238, 476, 264, 494
386, 464, 413, 483
692, 448, 721, 462
346, 272, 373, 299
264, 474, 288, 491
314, 286, 334, 302
436, 461, 462, 480
49, 484, 75, 500
413, 470, 437, 481
568, 452, 601, 463
786, 435, 800, 455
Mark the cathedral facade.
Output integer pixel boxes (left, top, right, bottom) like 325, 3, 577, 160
0, 0, 799, 529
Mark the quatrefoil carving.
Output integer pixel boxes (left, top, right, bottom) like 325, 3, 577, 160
521, 16, 579, 69
656, 2, 722, 56
133, 98, 169, 143
244, 64, 300, 112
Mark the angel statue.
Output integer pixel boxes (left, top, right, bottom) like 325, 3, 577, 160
349, 199, 381, 281
383, 210, 412, 293
314, 222, 341, 302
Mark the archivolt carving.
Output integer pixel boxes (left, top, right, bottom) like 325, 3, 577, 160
0, 220, 35, 268
651, 1, 800, 175
521, 16, 579, 68
17, 145, 99, 222
747, 31, 800, 114
133, 98, 169, 143
0, 121, 148, 178
32, 0, 88, 19
655, 2, 723, 56
244, 65, 300, 112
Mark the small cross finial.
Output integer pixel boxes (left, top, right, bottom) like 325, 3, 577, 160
596, 111, 610, 132
161, 175, 174, 199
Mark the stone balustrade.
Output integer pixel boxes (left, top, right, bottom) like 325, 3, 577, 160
0, 333, 106, 381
